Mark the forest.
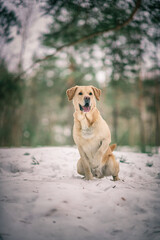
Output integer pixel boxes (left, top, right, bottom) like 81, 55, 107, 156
0, 0, 159, 153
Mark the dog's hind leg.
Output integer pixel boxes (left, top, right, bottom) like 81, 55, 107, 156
106, 159, 120, 181
102, 157, 120, 181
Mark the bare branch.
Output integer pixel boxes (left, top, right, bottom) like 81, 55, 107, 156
15, 0, 141, 81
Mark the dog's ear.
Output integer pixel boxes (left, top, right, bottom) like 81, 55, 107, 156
91, 86, 101, 101
110, 144, 117, 152
66, 86, 78, 101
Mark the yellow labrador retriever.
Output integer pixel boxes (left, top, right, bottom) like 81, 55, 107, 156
66, 85, 119, 180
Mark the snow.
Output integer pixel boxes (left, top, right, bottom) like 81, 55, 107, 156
0, 147, 160, 240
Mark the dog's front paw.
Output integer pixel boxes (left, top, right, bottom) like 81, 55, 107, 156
74, 111, 85, 122
85, 173, 93, 180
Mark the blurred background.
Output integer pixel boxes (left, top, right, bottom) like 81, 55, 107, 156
0, 0, 159, 153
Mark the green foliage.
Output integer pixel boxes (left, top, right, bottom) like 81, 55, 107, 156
146, 161, 153, 167
119, 155, 129, 164
0, 61, 23, 106
0, 1, 20, 43
24, 152, 30, 155
31, 156, 39, 165
42, 0, 138, 48
0, 61, 24, 146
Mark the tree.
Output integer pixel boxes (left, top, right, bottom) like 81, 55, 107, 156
0, 1, 23, 146
0, 61, 24, 146
0, 1, 20, 60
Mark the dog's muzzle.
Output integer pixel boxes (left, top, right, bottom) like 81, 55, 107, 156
79, 97, 91, 112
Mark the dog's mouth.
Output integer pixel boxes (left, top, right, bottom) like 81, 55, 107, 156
79, 103, 91, 112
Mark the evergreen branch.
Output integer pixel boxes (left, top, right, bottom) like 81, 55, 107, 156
15, 0, 141, 81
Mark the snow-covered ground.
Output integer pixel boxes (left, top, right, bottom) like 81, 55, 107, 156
0, 147, 160, 240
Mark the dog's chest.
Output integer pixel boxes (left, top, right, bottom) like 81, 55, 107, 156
80, 118, 94, 139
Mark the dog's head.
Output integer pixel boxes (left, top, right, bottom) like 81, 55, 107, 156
66, 85, 101, 112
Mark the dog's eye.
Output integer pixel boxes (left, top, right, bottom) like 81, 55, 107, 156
89, 92, 92, 95
79, 92, 83, 95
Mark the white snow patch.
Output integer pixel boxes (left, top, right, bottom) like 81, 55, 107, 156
0, 147, 160, 240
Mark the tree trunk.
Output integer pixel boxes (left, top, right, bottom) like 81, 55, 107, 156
112, 90, 119, 143
18, 3, 33, 72
137, 72, 146, 152
155, 77, 160, 153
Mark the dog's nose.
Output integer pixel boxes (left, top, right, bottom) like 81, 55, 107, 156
84, 96, 90, 103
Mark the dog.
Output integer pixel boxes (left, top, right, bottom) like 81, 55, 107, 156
66, 85, 119, 180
